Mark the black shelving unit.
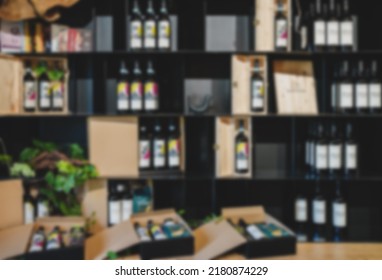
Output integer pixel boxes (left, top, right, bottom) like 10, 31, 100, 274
2, 0, 382, 243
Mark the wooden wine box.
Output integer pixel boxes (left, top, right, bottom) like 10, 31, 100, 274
254, 0, 292, 51
232, 55, 268, 115
215, 117, 252, 178
0, 54, 70, 115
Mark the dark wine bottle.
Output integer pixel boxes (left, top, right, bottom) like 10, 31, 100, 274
38, 61, 51, 112
344, 123, 358, 178
369, 60, 382, 114
235, 120, 250, 174
327, 0, 340, 51
250, 59, 265, 112
153, 120, 166, 170
312, 183, 327, 242
108, 185, 122, 226
158, 0, 171, 51
338, 61, 354, 114
355, 61, 369, 114
144, 0, 157, 50
130, 61, 143, 112
294, 192, 309, 242
116, 61, 130, 114
315, 123, 328, 178
274, 0, 288, 51
130, 0, 144, 50
23, 61, 37, 112
314, 0, 326, 51
139, 124, 152, 171
144, 60, 159, 112
328, 123, 342, 178
332, 181, 347, 241
340, 0, 354, 52
167, 119, 181, 170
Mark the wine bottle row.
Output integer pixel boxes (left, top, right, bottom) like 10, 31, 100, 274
294, 182, 347, 242
23, 187, 50, 224
305, 122, 358, 178
135, 219, 191, 241
331, 60, 382, 114
116, 60, 159, 114
129, 0, 172, 51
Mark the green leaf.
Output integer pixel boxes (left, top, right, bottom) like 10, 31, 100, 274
45, 171, 56, 186
32, 139, 57, 152
0, 154, 12, 165
57, 160, 76, 174
177, 209, 186, 216
10, 163, 35, 178
107, 251, 118, 260
69, 144, 85, 160
20, 148, 39, 163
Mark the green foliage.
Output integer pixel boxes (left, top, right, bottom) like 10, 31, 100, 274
107, 251, 118, 260
32, 139, 57, 153
69, 144, 85, 160
19, 140, 57, 163
48, 68, 65, 81
10, 163, 35, 178
0, 154, 12, 165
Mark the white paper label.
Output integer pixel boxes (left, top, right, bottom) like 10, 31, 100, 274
24, 202, 34, 224
327, 21, 340, 46
295, 198, 308, 222
118, 100, 128, 110
252, 80, 264, 109
39, 82, 51, 108
37, 202, 49, 218
276, 19, 288, 48
154, 139, 165, 167
339, 83, 354, 108
333, 202, 347, 227
24, 81, 37, 109
314, 21, 326, 45
300, 26, 308, 49
130, 20, 142, 49
345, 144, 357, 169
340, 21, 354, 46
109, 200, 121, 225
246, 225, 265, 240
122, 199, 133, 221
329, 144, 342, 169
139, 140, 151, 168
313, 200, 326, 224
158, 20, 171, 49
355, 84, 368, 108
316, 144, 328, 170
369, 84, 382, 108
144, 20, 156, 48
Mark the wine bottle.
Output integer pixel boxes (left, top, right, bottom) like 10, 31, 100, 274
130, 61, 143, 112
309, 123, 317, 179
344, 123, 358, 178
305, 124, 314, 178
158, 0, 172, 51
121, 186, 133, 221
239, 219, 265, 240
331, 63, 339, 113
36, 191, 49, 218
299, 8, 309, 51
153, 120, 166, 170
332, 181, 347, 241
23, 187, 35, 225
338, 60, 354, 114
46, 226, 63, 250
23, 61, 37, 112
369, 60, 382, 113
117, 61, 130, 114
312, 183, 327, 242
294, 192, 308, 242
144, 0, 157, 50
134, 222, 151, 242
251, 59, 265, 112
29, 227, 45, 252
314, 0, 326, 51
130, 0, 143, 50
108, 185, 122, 226
274, 0, 288, 51
144, 60, 159, 112
315, 123, 328, 178
355, 61, 369, 114
51, 62, 65, 112
148, 220, 167, 240
139, 124, 152, 171
340, 0, 354, 52
167, 119, 181, 170
235, 120, 250, 174
328, 123, 342, 178
327, 0, 340, 51
38, 61, 51, 112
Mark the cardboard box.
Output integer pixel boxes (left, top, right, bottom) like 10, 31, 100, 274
222, 206, 296, 258
215, 117, 252, 178
0, 54, 70, 115
232, 55, 268, 115
255, 0, 292, 51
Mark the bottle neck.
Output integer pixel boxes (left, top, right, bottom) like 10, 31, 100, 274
147, 0, 154, 14
132, 0, 140, 13
160, 0, 168, 14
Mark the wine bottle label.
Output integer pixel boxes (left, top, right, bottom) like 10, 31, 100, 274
305, 141, 311, 165
340, 21, 354, 46
122, 199, 133, 221
154, 139, 166, 167
37, 202, 49, 218
313, 200, 326, 224
331, 83, 337, 109
315, 144, 328, 170
246, 224, 265, 240
275, 19, 288, 48
236, 141, 249, 171
327, 21, 340, 46
108, 200, 121, 225
46, 232, 61, 250
345, 144, 357, 169
295, 198, 308, 222
369, 84, 382, 108
136, 226, 151, 242
144, 20, 157, 48
314, 20, 326, 45
300, 26, 308, 50
310, 142, 316, 166
39, 82, 51, 108
333, 202, 347, 228
150, 225, 167, 240
130, 20, 143, 49
144, 82, 159, 110
117, 82, 129, 110
24, 202, 35, 224
355, 84, 368, 108
29, 233, 45, 252
252, 80, 264, 109
339, 84, 354, 108
158, 20, 171, 49
24, 81, 37, 109
52, 81, 64, 109
131, 82, 143, 110
168, 138, 180, 167
329, 144, 342, 169
139, 140, 151, 168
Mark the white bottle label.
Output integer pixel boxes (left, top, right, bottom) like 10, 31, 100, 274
300, 26, 308, 50
339, 84, 354, 108
369, 83, 382, 108
144, 20, 157, 48
236, 141, 249, 171
276, 19, 288, 48
24, 81, 37, 109
340, 21, 354, 46
122, 199, 133, 221
37, 202, 49, 218
158, 20, 171, 49
130, 20, 142, 49
333, 202, 347, 228
305, 141, 311, 165
131, 82, 143, 110
117, 82, 129, 110
144, 82, 159, 110
168, 139, 180, 167
109, 200, 121, 225
345, 144, 357, 169
313, 200, 326, 224
154, 139, 165, 167
331, 83, 337, 109
310, 142, 316, 166
327, 21, 340, 46
252, 80, 264, 110
329, 144, 342, 169
295, 198, 308, 222
355, 84, 368, 108
39, 82, 51, 108
314, 20, 326, 45
246, 224, 265, 240
139, 140, 151, 168
24, 202, 35, 224
52, 82, 64, 109
315, 144, 328, 170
